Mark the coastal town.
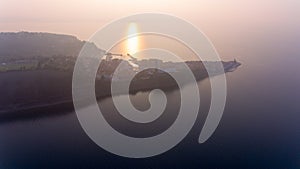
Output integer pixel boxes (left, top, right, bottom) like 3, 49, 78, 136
0, 32, 241, 114
0, 53, 240, 82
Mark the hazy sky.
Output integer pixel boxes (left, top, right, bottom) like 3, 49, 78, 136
1, 0, 299, 40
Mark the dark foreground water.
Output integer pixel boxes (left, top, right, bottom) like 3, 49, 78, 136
0, 37, 300, 169
0, 54, 299, 169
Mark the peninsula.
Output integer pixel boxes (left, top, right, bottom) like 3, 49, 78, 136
0, 32, 241, 119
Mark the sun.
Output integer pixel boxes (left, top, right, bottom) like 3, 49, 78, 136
126, 23, 139, 55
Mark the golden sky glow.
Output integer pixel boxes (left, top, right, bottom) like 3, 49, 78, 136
126, 23, 139, 55
1, 0, 299, 62
0, 0, 299, 40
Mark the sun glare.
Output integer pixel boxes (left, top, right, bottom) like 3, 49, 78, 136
126, 23, 139, 55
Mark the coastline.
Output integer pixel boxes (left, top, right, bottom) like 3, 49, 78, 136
0, 60, 241, 121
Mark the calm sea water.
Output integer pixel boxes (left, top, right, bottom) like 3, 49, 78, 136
0, 32, 300, 169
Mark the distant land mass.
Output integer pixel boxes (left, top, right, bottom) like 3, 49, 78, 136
0, 32, 103, 61
0, 32, 241, 121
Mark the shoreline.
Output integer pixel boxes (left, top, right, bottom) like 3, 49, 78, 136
0, 60, 241, 122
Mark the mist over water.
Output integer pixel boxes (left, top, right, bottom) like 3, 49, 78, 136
0, 25, 299, 168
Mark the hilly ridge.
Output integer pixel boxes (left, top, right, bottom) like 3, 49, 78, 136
0, 31, 103, 60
